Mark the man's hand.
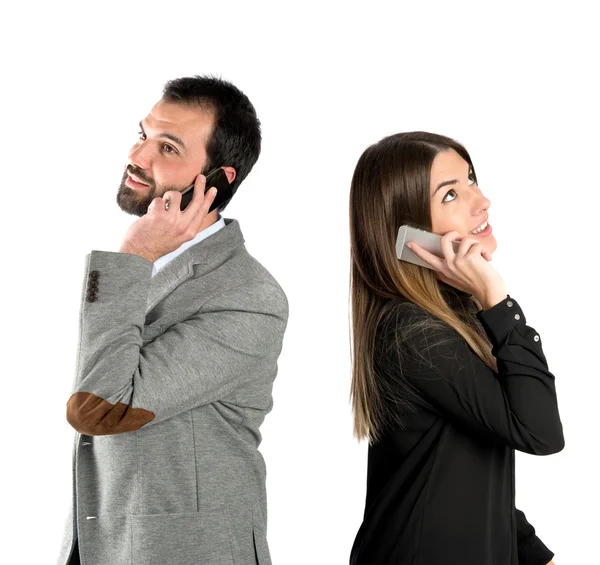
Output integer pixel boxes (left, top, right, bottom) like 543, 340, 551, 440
119, 174, 218, 263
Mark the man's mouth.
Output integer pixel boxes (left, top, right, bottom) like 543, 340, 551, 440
126, 172, 151, 190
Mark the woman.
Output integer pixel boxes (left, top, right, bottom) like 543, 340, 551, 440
349, 132, 563, 565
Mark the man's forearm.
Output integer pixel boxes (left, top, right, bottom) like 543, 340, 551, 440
67, 250, 156, 435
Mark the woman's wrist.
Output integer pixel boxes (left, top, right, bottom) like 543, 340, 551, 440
478, 291, 509, 311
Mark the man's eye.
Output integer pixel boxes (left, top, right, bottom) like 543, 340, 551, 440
136, 131, 176, 154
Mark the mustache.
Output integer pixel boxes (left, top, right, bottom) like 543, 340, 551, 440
126, 166, 154, 187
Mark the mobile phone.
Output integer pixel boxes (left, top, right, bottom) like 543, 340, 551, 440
179, 168, 233, 212
396, 225, 461, 270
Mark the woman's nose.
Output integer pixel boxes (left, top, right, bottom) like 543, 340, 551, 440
474, 189, 491, 212
481, 194, 491, 211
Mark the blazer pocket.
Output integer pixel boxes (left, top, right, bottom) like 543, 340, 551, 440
253, 526, 272, 565
252, 508, 272, 565
131, 509, 236, 565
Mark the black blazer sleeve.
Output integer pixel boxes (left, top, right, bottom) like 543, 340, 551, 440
382, 295, 564, 455
516, 507, 554, 565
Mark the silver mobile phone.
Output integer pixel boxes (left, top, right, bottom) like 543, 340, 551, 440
396, 225, 460, 270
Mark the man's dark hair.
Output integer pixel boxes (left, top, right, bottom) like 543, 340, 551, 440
162, 75, 261, 212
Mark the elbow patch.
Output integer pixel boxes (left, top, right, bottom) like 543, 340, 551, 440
66, 391, 155, 435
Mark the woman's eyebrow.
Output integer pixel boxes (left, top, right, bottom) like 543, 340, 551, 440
138, 120, 187, 152
434, 167, 474, 195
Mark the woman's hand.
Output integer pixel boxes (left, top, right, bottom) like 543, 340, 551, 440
407, 230, 507, 309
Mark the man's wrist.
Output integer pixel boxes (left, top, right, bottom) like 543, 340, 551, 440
119, 243, 156, 263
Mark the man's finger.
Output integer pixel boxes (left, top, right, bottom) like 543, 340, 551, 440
163, 190, 182, 208
182, 173, 209, 218
190, 184, 218, 234
204, 186, 218, 213
193, 174, 207, 204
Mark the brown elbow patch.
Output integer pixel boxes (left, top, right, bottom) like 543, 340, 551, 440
66, 392, 155, 435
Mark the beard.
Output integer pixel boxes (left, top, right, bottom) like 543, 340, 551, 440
115, 166, 192, 217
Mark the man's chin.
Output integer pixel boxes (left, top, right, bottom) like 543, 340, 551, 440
116, 184, 150, 217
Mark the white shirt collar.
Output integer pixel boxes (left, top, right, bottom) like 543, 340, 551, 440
151, 215, 227, 277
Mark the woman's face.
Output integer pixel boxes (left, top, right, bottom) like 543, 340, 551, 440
430, 148, 497, 255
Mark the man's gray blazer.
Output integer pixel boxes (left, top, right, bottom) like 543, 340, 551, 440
56, 218, 289, 565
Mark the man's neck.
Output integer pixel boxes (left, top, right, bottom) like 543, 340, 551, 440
197, 211, 221, 235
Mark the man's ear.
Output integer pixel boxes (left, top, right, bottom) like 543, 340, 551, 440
221, 166, 236, 184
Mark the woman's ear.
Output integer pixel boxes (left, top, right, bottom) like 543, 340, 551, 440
221, 166, 236, 184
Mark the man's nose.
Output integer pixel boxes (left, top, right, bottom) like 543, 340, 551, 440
128, 142, 152, 171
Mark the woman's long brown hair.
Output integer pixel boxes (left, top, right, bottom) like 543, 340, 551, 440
350, 132, 498, 443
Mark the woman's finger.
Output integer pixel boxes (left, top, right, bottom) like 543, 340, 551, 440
407, 242, 445, 271
440, 231, 462, 261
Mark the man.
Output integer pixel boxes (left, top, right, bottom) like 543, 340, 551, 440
56, 76, 289, 565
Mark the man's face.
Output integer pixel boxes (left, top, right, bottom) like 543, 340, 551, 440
116, 99, 215, 217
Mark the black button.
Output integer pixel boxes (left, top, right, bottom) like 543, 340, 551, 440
88, 280, 99, 290
89, 270, 100, 279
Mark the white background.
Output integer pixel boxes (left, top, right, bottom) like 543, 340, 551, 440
2, 1, 598, 563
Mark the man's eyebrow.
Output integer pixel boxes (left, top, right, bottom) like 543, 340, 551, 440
434, 167, 474, 195
139, 120, 187, 152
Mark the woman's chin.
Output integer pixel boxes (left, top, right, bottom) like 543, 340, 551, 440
477, 233, 497, 255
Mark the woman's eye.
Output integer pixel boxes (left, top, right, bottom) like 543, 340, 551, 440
442, 189, 457, 203
137, 131, 146, 140
442, 172, 477, 202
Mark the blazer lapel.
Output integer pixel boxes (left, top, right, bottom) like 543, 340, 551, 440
145, 217, 245, 315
